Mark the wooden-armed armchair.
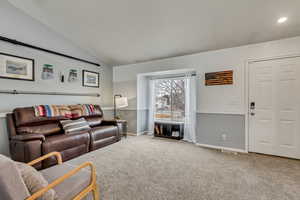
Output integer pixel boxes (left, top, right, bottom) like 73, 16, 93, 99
0, 152, 100, 200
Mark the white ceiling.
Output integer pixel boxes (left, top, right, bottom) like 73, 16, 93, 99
8, 0, 300, 66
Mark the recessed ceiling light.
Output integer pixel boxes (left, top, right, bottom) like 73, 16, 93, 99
277, 17, 288, 24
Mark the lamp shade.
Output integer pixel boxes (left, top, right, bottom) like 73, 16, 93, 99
115, 97, 128, 108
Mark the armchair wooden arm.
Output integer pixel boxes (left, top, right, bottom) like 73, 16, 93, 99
27, 161, 99, 200
27, 152, 62, 166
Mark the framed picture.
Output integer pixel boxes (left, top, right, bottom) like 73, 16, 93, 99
41, 64, 54, 80
68, 69, 78, 82
82, 70, 99, 88
0, 52, 34, 81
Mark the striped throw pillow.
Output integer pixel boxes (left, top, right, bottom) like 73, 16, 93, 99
60, 118, 91, 134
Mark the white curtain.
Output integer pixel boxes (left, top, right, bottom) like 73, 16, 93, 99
148, 79, 155, 135
183, 74, 197, 143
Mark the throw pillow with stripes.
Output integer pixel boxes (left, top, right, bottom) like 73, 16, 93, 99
60, 118, 91, 134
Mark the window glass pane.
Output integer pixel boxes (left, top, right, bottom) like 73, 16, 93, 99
154, 78, 185, 122
155, 79, 172, 121
171, 79, 185, 121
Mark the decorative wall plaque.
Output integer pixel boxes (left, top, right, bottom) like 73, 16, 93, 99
0, 52, 34, 81
205, 70, 233, 86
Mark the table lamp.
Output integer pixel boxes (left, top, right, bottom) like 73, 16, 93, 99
114, 94, 128, 119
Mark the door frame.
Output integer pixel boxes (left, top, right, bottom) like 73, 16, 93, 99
245, 53, 300, 153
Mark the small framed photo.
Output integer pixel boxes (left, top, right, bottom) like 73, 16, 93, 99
0, 52, 34, 81
82, 70, 99, 88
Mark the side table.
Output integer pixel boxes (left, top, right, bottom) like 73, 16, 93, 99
116, 120, 128, 138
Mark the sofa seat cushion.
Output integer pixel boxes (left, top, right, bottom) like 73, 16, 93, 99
42, 132, 90, 167
90, 126, 118, 141
41, 163, 90, 200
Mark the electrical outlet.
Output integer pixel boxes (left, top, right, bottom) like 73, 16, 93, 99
221, 133, 227, 141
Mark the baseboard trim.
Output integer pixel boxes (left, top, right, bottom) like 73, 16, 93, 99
196, 143, 248, 153
136, 131, 149, 136
127, 132, 137, 136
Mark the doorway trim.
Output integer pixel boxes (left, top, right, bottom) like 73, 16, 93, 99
245, 53, 300, 153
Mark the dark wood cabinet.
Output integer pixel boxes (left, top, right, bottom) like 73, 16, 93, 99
154, 121, 184, 140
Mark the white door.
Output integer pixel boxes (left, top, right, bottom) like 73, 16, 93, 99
249, 57, 300, 159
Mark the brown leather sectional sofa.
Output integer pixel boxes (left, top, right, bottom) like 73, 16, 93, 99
6, 105, 120, 169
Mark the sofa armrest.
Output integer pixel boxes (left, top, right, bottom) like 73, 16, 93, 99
11, 134, 45, 142
101, 119, 118, 126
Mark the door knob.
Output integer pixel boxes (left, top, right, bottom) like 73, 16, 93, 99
250, 102, 255, 116
250, 102, 255, 110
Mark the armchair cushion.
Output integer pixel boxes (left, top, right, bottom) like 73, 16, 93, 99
16, 162, 57, 200
41, 163, 90, 200
0, 155, 30, 200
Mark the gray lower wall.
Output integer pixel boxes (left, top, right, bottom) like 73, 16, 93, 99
0, 117, 9, 156
103, 109, 147, 134
197, 113, 245, 150
137, 109, 148, 134
103, 109, 114, 119
0, 111, 246, 156
124, 111, 246, 150
115, 110, 245, 150
119, 110, 137, 133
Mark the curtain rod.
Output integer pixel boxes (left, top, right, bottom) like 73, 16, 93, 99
0, 36, 100, 67
150, 72, 197, 80
0, 90, 100, 97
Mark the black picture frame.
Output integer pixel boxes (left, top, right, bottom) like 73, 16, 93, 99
0, 52, 35, 81
82, 70, 100, 88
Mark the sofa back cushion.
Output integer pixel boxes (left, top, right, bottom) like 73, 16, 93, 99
85, 116, 103, 127
14, 107, 67, 127
0, 155, 30, 200
34, 105, 72, 118
69, 104, 103, 118
17, 122, 62, 136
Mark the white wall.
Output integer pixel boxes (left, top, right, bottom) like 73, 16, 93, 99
114, 36, 300, 114
0, 1, 113, 112
0, 1, 113, 155
114, 36, 300, 149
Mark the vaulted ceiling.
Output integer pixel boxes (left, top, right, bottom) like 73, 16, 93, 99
8, 0, 300, 66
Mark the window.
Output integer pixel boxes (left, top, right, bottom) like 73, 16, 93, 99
154, 78, 185, 122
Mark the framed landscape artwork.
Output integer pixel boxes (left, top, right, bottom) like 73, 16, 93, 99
82, 70, 99, 88
0, 52, 34, 81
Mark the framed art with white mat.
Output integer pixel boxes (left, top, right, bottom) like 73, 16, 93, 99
0, 52, 34, 81
82, 70, 99, 88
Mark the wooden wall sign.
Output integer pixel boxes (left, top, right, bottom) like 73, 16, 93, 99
205, 70, 233, 86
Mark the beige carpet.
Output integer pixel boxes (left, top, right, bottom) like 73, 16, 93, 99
68, 136, 300, 200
